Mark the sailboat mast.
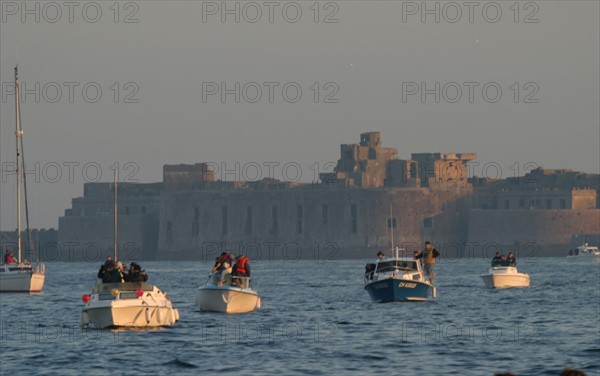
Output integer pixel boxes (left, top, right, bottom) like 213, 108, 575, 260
14, 65, 23, 263
114, 168, 118, 260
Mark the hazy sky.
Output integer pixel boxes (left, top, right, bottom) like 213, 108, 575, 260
0, 1, 598, 230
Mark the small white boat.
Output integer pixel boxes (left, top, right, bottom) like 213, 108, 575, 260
0, 66, 45, 293
80, 282, 179, 328
196, 274, 260, 314
567, 243, 600, 259
481, 260, 530, 289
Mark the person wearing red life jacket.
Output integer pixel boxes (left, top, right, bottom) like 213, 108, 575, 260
4, 250, 16, 264
232, 255, 251, 288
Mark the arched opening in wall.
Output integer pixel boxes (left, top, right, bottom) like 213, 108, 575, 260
166, 221, 172, 246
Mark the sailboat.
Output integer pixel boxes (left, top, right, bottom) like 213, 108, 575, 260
80, 169, 179, 328
363, 205, 435, 302
0, 66, 46, 293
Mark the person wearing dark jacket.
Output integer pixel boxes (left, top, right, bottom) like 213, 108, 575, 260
97, 256, 113, 280
127, 262, 148, 283
415, 241, 440, 285
101, 261, 124, 283
505, 251, 516, 266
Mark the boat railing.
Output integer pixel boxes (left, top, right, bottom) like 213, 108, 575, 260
209, 273, 252, 288
92, 282, 154, 293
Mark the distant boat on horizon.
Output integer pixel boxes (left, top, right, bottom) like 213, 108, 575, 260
567, 243, 600, 259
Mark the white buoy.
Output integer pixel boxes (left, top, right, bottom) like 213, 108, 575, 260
157, 308, 164, 323
145, 307, 151, 323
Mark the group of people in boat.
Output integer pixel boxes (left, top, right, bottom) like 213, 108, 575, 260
212, 252, 251, 287
492, 251, 517, 266
366, 241, 440, 284
97, 256, 148, 284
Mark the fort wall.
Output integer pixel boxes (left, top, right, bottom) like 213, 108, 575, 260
467, 209, 600, 257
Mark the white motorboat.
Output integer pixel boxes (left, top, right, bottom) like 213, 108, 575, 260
0, 66, 45, 293
80, 282, 179, 328
481, 260, 530, 289
567, 243, 600, 259
80, 170, 178, 328
196, 273, 260, 314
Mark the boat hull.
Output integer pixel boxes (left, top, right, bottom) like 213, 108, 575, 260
0, 271, 45, 292
81, 304, 179, 329
196, 287, 260, 313
481, 273, 530, 289
365, 278, 433, 303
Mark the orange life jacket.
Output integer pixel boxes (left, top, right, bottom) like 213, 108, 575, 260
235, 257, 249, 275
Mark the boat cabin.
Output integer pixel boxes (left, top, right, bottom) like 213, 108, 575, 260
364, 257, 425, 284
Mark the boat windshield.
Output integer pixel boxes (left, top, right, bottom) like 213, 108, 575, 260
376, 260, 418, 273
491, 260, 516, 267
92, 282, 154, 293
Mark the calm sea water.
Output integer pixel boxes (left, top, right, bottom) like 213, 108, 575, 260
1, 258, 598, 376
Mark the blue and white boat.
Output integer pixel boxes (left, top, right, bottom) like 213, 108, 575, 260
364, 248, 436, 303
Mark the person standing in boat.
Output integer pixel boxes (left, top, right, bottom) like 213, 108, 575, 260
232, 254, 251, 288
506, 251, 516, 266
127, 262, 148, 283
416, 241, 440, 285
97, 256, 113, 281
102, 261, 124, 283
215, 252, 234, 285
376, 251, 385, 260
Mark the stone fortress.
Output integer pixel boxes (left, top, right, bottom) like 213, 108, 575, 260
31, 132, 600, 260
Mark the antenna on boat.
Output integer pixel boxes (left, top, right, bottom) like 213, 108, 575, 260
113, 167, 118, 261
14, 65, 23, 264
389, 203, 397, 258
